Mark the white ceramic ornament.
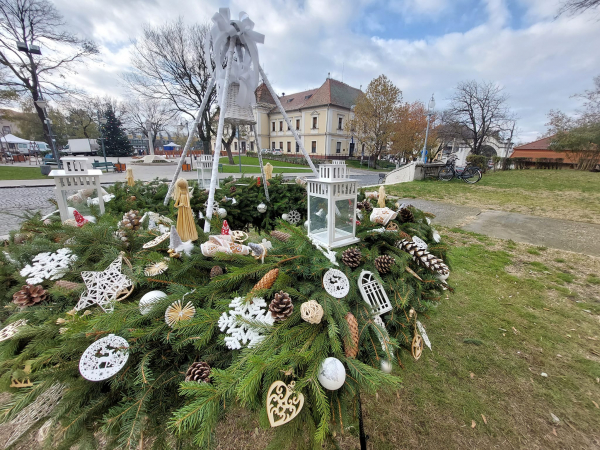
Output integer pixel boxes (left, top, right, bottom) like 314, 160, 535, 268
79, 334, 129, 381
412, 236, 428, 250
20, 249, 77, 284
217, 207, 227, 218
281, 213, 289, 221
139, 291, 167, 315
322, 269, 349, 298
257, 202, 267, 213
218, 296, 274, 349
317, 357, 346, 390
303, 220, 309, 229
381, 360, 393, 374
432, 230, 441, 243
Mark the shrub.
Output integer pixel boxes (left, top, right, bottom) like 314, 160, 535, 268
466, 154, 488, 173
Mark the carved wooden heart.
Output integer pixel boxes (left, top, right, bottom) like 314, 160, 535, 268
267, 380, 304, 427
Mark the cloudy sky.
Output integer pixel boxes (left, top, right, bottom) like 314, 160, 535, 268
51, 0, 600, 144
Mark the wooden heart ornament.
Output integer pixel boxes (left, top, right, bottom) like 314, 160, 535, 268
267, 380, 304, 427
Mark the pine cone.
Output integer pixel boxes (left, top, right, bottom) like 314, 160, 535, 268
269, 290, 294, 321
251, 268, 279, 294
396, 239, 449, 277
374, 255, 395, 274
121, 210, 142, 231
230, 185, 237, 194
399, 208, 414, 223
342, 247, 362, 268
13, 285, 47, 307
185, 361, 211, 383
210, 266, 223, 278
344, 312, 359, 358
357, 200, 373, 212
54, 280, 81, 290
270, 230, 290, 243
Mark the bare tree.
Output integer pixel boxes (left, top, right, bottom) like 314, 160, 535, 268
0, 0, 98, 148
124, 18, 215, 153
557, 0, 600, 16
443, 80, 516, 156
126, 97, 176, 153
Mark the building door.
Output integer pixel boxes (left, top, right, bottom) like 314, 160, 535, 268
349, 143, 354, 157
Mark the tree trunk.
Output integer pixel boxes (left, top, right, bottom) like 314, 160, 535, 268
222, 125, 236, 164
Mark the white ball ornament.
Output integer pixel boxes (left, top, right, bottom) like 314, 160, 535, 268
257, 202, 267, 213
282, 213, 289, 221
317, 357, 346, 391
304, 220, 309, 229
217, 207, 227, 218
139, 290, 167, 315
381, 360, 393, 374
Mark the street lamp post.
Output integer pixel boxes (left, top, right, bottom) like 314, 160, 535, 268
17, 41, 61, 169
420, 94, 435, 164
97, 112, 108, 168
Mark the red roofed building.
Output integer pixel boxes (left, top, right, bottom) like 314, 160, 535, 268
510, 136, 578, 167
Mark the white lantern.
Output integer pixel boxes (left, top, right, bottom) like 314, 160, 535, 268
197, 154, 220, 189
307, 162, 359, 249
317, 357, 346, 390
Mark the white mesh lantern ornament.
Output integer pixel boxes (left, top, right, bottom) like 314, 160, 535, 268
322, 268, 350, 299
307, 162, 359, 249
79, 334, 129, 381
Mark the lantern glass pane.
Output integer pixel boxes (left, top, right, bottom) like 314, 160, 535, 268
334, 198, 355, 240
309, 195, 328, 243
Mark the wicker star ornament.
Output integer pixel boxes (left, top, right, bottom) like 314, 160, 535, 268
75, 255, 134, 313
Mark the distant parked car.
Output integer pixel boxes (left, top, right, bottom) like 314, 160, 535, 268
261, 148, 271, 154
272, 149, 283, 156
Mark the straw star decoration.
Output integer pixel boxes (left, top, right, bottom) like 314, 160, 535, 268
75, 255, 133, 313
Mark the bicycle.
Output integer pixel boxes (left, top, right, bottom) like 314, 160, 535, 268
438, 157, 482, 184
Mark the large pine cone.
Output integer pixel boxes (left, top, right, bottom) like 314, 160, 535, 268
357, 200, 373, 212
210, 266, 223, 278
251, 268, 279, 293
396, 239, 449, 277
230, 185, 237, 194
269, 290, 294, 321
13, 285, 47, 307
185, 361, 211, 383
121, 210, 142, 231
342, 247, 362, 268
270, 230, 290, 243
374, 255, 395, 274
399, 208, 414, 223
344, 312, 359, 358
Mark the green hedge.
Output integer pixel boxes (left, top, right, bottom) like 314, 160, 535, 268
466, 154, 488, 173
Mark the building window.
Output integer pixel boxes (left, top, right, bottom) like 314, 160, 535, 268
279, 141, 283, 150
272, 122, 275, 132
362, 143, 365, 155
311, 141, 316, 153
241, 141, 246, 151
296, 142, 299, 153
336, 142, 341, 153
296, 119, 300, 130
279, 121, 283, 131
2, 126, 10, 134
287, 142, 291, 152
272, 142, 276, 150
312, 117, 317, 129
234, 142, 238, 151
338, 117, 343, 130
250, 141, 254, 151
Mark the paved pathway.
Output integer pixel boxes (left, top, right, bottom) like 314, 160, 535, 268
0, 187, 56, 236
397, 198, 600, 257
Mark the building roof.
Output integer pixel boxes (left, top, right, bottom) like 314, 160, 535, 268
255, 78, 362, 113
510, 149, 577, 162
513, 136, 552, 151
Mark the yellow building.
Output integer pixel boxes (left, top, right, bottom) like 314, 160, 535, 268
213, 77, 362, 158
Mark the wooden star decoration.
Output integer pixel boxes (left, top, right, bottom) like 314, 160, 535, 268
75, 255, 133, 313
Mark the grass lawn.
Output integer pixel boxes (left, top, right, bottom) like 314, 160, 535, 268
345, 159, 394, 172
0, 166, 48, 180
219, 156, 309, 168
220, 165, 312, 174
386, 169, 600, 224
212, 230, 600, 449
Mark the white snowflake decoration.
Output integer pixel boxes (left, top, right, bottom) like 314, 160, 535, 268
323, 269, 350, 298
412, 236, 428, 250
79, 334, 129, 381
0, 319, 28, 342
286, 210, 301, 225
75, 255, 133, 313
218, 297, 274, 350
20, 249, 77, 284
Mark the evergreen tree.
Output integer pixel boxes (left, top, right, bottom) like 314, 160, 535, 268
99, 105, 133, 157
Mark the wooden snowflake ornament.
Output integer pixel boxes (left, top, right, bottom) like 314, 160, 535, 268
79, 334, 129, 381
75, 254, 134, 313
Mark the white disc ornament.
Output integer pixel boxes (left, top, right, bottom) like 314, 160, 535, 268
412, 236, 428, 250
317, 357, 346, 390
139, 290, 167, 315
217, 207, 227, 218
79, 334, 129, 381
257, 202, 267, 213
322, 268, 350, 299
286, 210, 301, 225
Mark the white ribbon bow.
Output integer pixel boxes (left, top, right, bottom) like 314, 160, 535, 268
205, 8, 265, 108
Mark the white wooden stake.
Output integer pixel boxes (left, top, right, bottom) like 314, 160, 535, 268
204, 38, 237, 232
164, 76, 216, 205
259, 65, 319, 177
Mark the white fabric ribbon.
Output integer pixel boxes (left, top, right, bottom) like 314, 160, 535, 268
205, 8, 264, 108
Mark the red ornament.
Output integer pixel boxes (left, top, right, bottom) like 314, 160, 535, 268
73, 209, 89, 227
221, 220, 230, 235
356, 220, 361, 226
257, 177, 261, 187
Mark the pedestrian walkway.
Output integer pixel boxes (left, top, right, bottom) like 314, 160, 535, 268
397, 198, 600, 257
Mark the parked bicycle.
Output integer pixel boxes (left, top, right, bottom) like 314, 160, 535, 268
438, 156, 482, 184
